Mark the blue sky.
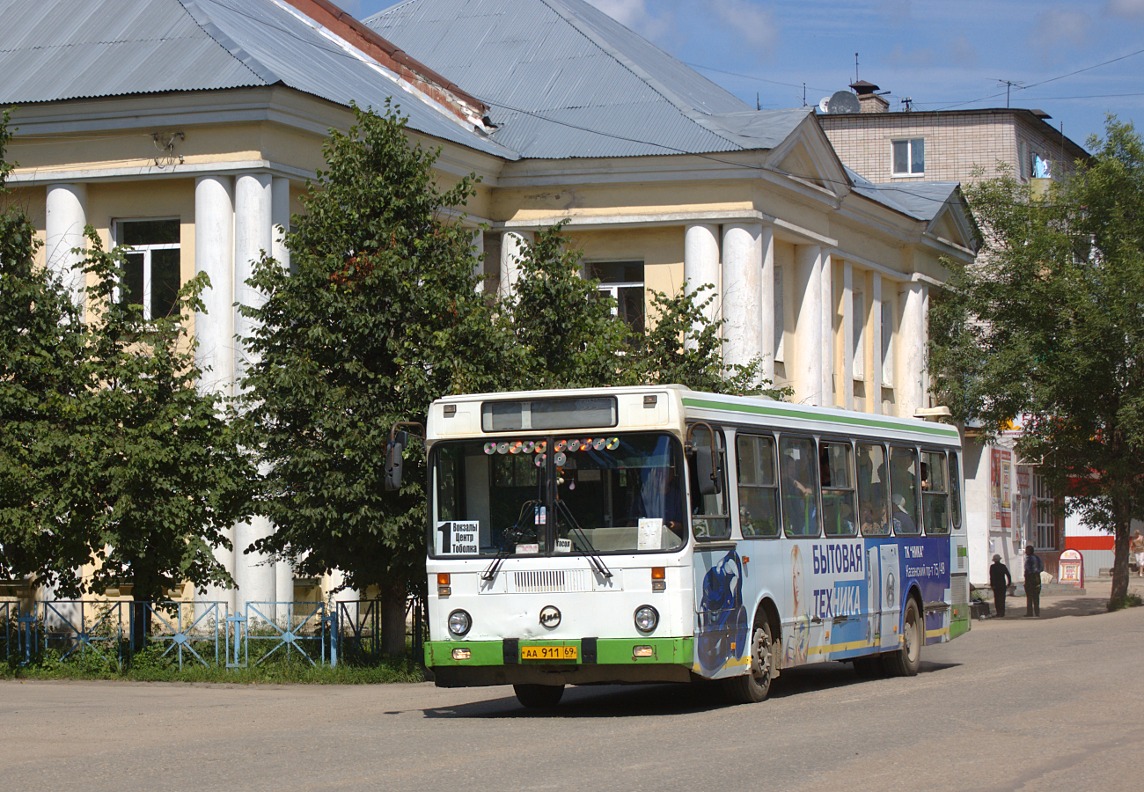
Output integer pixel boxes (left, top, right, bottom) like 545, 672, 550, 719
349, 0, 1144, 152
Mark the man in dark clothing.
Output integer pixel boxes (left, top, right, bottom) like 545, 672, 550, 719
1024, 544, 1044, 617
989, 554, 1012, 617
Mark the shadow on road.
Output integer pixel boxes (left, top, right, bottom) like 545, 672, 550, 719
421, 658, 962, 719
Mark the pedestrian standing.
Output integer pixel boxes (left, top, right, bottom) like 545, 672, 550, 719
1131, 530, 1144, 577
989, 554, 1012, 617
1024, 544, 1044, 617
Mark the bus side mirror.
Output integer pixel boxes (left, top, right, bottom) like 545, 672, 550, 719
384, 431, 406, 492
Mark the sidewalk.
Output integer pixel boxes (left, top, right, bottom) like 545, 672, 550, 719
972, 575, 1144, 621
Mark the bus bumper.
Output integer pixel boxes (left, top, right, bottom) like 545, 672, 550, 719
425, 637, 695, 687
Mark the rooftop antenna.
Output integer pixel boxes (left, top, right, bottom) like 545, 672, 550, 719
854, 52, 859, 83
996, 79, 1023, 108
756, 92, 761, 111
901, 97, 913, 111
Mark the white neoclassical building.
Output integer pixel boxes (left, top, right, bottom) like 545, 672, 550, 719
1, 0, 976, 609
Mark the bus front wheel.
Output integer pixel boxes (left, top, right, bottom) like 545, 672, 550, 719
514, 684, 565, 709
722, 617, 775, 704
882, 597, 922, 677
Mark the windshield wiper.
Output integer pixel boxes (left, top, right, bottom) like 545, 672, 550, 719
555, 498, 612, 579
482, 499, 537, 581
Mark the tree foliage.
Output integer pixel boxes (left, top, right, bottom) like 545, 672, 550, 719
929, 116, 1144, 606
71, 233, 256, 615
237, 103, 515, 651
0, 112, 92, 586
1, 112, 254, 620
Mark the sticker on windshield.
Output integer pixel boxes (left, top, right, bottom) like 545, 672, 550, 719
638, 518, 664, 551
435, 520, 480, 555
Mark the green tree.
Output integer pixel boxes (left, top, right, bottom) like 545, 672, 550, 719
497, 223, 631, 389
929, 116, 1144, 607
238, 103, 514, 655
0, 111, 92, 588
622, 282, 775, 395
500, 226, 776, 396
70, 232, 256, 643
2, 109, 252, 635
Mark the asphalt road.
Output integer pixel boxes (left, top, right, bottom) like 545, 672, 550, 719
3, 581, 1142, 792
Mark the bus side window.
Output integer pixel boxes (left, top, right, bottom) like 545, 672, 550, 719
857, 442, 890, 536
820, 441, 857, 537
779, 435, 819, 538
889, 446, 920, 536
949, 452, 963, 529
921, 449, 950, 535
736, 433, 780, 538
689, 426, 730, 539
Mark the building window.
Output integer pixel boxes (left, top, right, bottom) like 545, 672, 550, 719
115, 219, 181, 320
586, 261, 644, 333
891, 138, 925, 176
1033, 473, 1056, 550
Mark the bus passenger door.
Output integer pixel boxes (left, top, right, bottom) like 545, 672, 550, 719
877, 544, 900, 651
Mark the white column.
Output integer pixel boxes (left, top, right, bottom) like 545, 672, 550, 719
194, 175, 236, 615
841, 261, 855, 410
232, 173, 277, 619
721, 223, 763, 372
271, 177, 291, 271
793, 244, 823, 405
684, 223, 720, 345
871, 273, 885, 414
820, 252, 834, 404
759, 226, 776, 382
499, 230, 532, 298
44, 183, 88, 309
898, 281, 927, 418
471, 228, 485, 291
271, 176, 292, 607
326, 570, 360, 632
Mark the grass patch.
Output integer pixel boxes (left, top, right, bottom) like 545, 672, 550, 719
1108, 591, 1144, 612
2, 644, 426, 684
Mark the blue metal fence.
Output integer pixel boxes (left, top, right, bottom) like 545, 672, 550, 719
5, 597, 422, 670
43, 600, 126, 666
141, 601, 226, 669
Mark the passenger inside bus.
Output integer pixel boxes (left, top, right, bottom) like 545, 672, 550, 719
780, 442, 817, 536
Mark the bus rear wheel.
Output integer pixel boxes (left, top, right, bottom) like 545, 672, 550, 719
514, 684, 565, 709
722, 617, 775, 704
882, 597, 922, 677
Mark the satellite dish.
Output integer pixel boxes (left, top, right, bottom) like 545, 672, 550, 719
818, 97, 831, 113
827, 90, 860, 114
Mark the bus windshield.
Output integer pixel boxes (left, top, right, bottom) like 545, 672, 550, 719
429, 432, 687, 557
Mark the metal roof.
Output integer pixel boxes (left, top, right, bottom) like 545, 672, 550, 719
846, 167, 962, 222
0, 0, 513, 158
366, 0, 759, 159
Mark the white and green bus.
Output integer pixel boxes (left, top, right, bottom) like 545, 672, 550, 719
415, 385, 970, 707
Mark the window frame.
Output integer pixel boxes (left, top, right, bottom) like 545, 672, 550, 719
819, 439, 858, 538
735, 432, 781, 539
113, 217, 181, 321
586, 260, 645, 334
779, 434, 820, 539
891, 137, 925, 177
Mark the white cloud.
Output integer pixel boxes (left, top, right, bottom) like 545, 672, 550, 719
586, 0, 650, 27
1106, 0, 1144, 18
711, 0, 778, 51
1032, 9, 1092, 52
584, 0, 672, 39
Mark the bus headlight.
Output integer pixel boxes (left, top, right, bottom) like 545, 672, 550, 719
448, 609, 472, 637
634, 605, 659, 633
